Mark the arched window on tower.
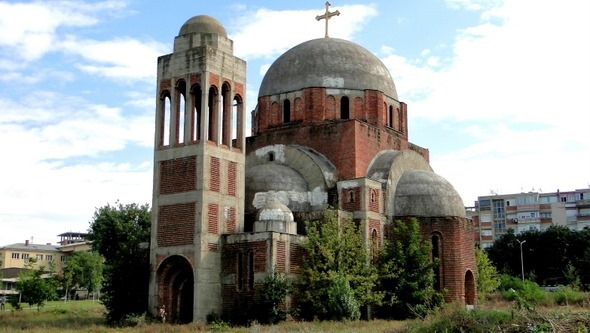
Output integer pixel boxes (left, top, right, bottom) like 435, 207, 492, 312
233, 94, 243, 149
248, 250, 255, 290
191, 84, 202, 141
176, 80, 186, 144
431, 233, 442, 291
340, 96, 350, 120
388, 105, 394, 128
221, 82, 231, 146
208, 86, 219, 142
160, 91, 171, 147
283, 99, 291, 123
236, 251, 243, 291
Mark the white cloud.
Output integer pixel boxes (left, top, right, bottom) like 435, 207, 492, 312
388, 0, 590, 204
0, 1, 122, 61
230, 4, 378, 61
60, 36, 169, 83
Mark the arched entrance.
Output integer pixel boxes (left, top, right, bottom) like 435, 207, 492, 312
464, 270, 476, 306
157, 255, 194, 323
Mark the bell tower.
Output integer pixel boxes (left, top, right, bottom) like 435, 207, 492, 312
148, 15, 246, 323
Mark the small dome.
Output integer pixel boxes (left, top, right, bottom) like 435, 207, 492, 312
256, 201, 294, 223
259, 38, 397, 99
178, 15, 227, 37
394, 170, 465, 218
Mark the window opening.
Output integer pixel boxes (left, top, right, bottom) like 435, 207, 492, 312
340, 96, 349, 119
283, 99, 291, 123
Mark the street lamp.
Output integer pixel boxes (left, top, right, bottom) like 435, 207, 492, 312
517, 239, 527, 281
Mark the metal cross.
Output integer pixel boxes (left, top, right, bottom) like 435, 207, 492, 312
316, 2, 340, 38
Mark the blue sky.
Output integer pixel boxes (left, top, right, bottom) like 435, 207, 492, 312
0, 0, 588, 246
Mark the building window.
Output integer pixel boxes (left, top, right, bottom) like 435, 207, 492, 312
45, 255, 53, 261
36, 254, 43, 261
283, 99, 291, 123
60, 256, 68, 262
248, 251, 255, 291
348, 190, 355, 203
237, 252, 243, 291
340, 96, 349, 119
370, 190, 377, 203
11, 253, 19, 259
22, 253, 30, 260
268, 152, 275, 162
388, 105, 393, 127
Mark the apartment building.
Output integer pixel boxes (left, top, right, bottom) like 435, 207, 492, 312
0, 232, 90, 296
470, 188, 590, 248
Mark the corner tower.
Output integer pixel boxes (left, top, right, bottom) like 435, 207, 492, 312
148, 15, 247, 323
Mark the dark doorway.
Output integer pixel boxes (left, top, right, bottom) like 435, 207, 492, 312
157, 255, 194, 323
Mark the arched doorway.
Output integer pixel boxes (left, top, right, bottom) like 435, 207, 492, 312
157, 255, 194, 323
464, 270, 476, 306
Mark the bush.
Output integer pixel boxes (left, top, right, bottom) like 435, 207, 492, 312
499, 275, 546, 303
255, 269, 292, 324
553, 286, 587, 305
326, 274, 360, 321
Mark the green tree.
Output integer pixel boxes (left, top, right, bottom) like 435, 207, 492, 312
377, 218, 443, 319
476, 247, 500, 299
62, 251, 103, 299
298, 208, 380, 320
16, 259, 59, 310
255, 269, 292, 324
88, 202, 151, 324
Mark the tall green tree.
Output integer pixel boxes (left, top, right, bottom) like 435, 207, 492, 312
298, 208, 380, 320
16, 259, 59, 310
476, 247, 499, 299
62, 251, 103, 299
88, 202, 151, 324
377, 218, 443, 319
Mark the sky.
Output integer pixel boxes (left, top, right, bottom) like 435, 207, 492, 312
0, 0, 588, 246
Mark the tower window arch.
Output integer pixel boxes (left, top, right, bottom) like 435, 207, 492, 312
388, 105, 393, 128
348, 190, 355, 203
283, 99, 291, 123
431, 233, 443, 291
340, 96, 350, 120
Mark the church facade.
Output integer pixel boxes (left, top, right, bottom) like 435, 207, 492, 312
148, 14, 476, 323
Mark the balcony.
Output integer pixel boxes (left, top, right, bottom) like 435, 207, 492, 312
577, 200, 590, 208
517, 203, 540, 211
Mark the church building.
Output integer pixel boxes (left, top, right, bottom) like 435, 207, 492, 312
148, 8, 476, 323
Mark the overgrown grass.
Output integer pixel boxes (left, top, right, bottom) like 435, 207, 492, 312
1, 294, 589, 333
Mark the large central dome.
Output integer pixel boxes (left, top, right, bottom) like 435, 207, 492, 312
258, 38, 398, 99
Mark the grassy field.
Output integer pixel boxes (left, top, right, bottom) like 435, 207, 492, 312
0, 297, 589, 333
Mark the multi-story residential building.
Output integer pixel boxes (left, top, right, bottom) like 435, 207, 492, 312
0, 233, 90, 297
470, 188, 590, 248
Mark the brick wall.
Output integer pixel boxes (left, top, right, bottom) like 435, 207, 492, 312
210, 157, 220, 192
228, 161, 237, 196
342, 187, 361, 211
289, 243, 305, 273
394, 216, 477, 303
226, 206, 236, 233
276, 241, 286, 272
159, 156, 197, 195
157, 202, 195, 247
369, 188, 380, 213
208, 203, 219, 234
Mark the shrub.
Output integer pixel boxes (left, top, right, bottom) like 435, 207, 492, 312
326, 273, 360, 321
553, 286, 587, 305
255, 269, 292, 324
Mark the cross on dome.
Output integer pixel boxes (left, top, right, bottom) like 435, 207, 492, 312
315, 1, 340, 38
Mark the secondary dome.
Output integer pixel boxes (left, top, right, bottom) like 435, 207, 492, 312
178, 15, 227, 37
259, 38, 397, 99
394, 170, 465, 218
